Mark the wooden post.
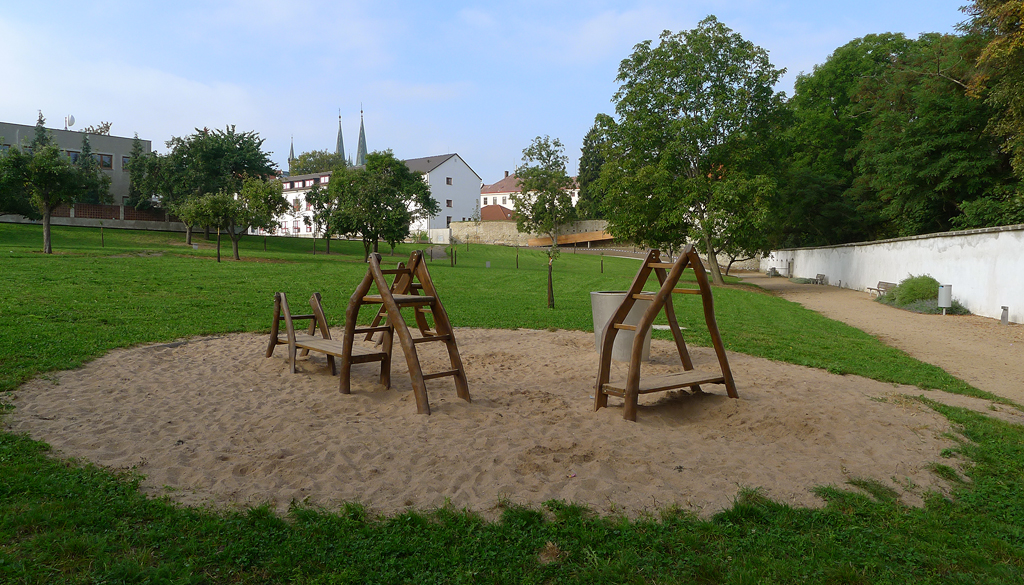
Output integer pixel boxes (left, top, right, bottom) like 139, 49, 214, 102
263, 236, 267, 251
216, 227, 221, 263
516, 247, 519, 269
547, 257, 554, 309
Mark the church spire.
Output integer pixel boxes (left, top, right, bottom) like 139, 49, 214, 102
288, 136, 295, 163
355, 108, 367, 166
336, 110, 346, 164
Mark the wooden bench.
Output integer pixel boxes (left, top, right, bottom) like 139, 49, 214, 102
866, 281, 896, 297
266, 292, 391, 387
814, 274, 827, 285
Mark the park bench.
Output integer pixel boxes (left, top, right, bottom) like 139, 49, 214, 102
814, 274, 827, 285
866, 281, 896, 297
266, 291, 391, 387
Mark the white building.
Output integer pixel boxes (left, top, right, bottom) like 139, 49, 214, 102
479, 171, 580, 210
405, 153, 482, 242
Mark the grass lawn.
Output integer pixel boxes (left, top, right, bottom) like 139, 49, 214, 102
2, 223, 1023, 583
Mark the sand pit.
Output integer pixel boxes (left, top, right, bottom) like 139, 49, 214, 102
5, 328, 974, 519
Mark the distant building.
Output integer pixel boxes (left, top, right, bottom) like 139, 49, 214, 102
480, 171, 579, 210
0, 120, 151, 205
405, 153, 482, 235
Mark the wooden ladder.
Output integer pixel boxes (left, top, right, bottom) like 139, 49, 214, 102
340, 250, 471, 414
594, 245, 737, 421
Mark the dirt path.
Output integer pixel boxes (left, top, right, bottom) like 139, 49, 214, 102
738, 272, 1024, 404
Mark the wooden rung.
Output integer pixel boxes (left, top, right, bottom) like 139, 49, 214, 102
613, 323, 637, 331
413, 334, 451, 343
280, 313, 315, 321
379, 268, 412, 275
632, 294, 656, 301
363, 294, 436, 305
409, 283, 424, 289
422, 369, 459, 381
602, 369, 726, 396
647, 262, 675, 269
672, 288, 701, 295
354, 326, 391, 334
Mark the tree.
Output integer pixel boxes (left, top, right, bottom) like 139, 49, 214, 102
329, 150, 439, 260
852, 33, 1015, 236
512, 136, 575, 308
0, 146, 39, 219
289, 150, 348, 175
178, 177, 287, 261
963, 0, 1024, 178
123, 134, 151, 209
512, 136, 576, 248
303, 183, 336, 253
75, 134, 112, 205
145, 126, 277, 244
600, 16, 787, 284
575, 115, 613, 220
79, 121, 112, 136
28, 144, 83, 254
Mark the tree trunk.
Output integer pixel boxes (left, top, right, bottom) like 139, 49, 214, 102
185, 225, 193, 246
42, 207, 52, 254
547, 259, 555, 309
230, 231, 240, 261
325, 235, 331, 254
216, 228, 222, 263
702, 231, 725, 285
205, 225, 211, 240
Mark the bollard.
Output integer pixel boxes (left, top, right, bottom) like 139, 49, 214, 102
1002, 306, 1009, 326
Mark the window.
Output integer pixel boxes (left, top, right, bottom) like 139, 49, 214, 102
0, 145, 9, 154
306, 225, 312, 232
306, 201, 312, 210
446, 216, 452, 227
122, 156, 131, 171
98, 154, 113, 170
320, 175, 329, 183
446, 177, 453, 185
283, 182, 291, 190
446, 199, 452, 208
502, 196, 507, 205
305, 179, 314, 187
66, 150, 80, 163
483, 197, 488, 206
293, 198, 301, 211
292, 220, 300, 233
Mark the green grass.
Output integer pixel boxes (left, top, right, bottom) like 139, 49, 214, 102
2, 222, 1024, 583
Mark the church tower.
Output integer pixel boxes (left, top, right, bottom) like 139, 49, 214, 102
336, 112, 346, 164
356, 109, 367, 166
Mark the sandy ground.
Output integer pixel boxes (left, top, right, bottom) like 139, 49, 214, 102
9, 317, 1012, 520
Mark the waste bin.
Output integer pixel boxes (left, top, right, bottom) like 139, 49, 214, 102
938, 284, 952, 308
590, 291, 652, 362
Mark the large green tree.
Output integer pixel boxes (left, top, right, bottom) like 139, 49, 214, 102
328, 150, 439, 260
289, 150, 348, 175
142, 126, 277, 244
29, 144, 84, 254
0, 146, 39, 219
600, 16, 787, 284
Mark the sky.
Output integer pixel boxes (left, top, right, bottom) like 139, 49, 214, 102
1, 0, 969, 184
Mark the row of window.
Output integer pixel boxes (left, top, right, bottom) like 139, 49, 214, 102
0, 145, 123, 171
482, 196, 508, 206
282, 176, 329, 190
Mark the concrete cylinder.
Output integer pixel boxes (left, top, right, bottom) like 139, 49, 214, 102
591, 291, 653, 362
938, 284, 952, 308
1002, 306, 1009, 326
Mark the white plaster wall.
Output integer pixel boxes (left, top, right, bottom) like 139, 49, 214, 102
761, 225, 1024, 323
415, 155, 482, 233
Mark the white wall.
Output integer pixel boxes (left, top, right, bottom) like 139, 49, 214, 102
415, 155, 481, 234
761, 224, 1024, 323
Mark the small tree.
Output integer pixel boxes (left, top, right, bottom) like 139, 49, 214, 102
0, 146, 39, 219
513, 136, 575, 308
123, 133, 151, 209
187, 178, 288, 261
75, 134, 112, 205
304, 183, 336, 253
29, 144, 83, 254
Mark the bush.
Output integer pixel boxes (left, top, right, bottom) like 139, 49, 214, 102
893, 274, 940, 306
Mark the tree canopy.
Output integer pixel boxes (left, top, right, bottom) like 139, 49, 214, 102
328, 150, 439, 259
289, 150, 348, 175
599, 16, 787, 284
512, 136, 576, 249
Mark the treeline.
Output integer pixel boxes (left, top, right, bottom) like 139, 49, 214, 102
574, 1, 1024, 255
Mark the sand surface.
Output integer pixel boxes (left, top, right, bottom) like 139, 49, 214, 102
7, 321, 999, 519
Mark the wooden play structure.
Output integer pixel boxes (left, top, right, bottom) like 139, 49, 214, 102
267, 250, 469, 415
340, 250, 470, 414
594, 246, 737, 421
267, 291, 391, 386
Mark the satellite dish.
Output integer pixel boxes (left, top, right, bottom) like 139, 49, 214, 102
65, 115, 75, 130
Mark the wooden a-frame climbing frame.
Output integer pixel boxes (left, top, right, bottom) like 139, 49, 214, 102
594, 245, 737, 421
340, 250, 471, 414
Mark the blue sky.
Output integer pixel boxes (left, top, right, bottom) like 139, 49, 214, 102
1, 1, 967, 184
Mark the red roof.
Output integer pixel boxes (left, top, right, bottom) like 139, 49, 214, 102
481, 173, 521, 194
480, 204, 515, 221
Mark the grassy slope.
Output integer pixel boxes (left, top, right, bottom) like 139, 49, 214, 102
1, 223, 1022, 583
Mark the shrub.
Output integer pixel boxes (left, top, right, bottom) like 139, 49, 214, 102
893, 274, 940, 306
